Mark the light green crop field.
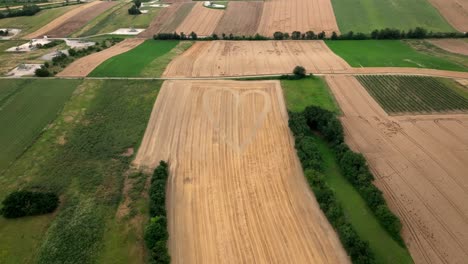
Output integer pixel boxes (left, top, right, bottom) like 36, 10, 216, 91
89, 40, 180, 77
330, 0, 455, 33
326, 40, 467, 71
0, 79, 80, 173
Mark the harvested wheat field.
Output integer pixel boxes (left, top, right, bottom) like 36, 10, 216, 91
428, 39, 468, 56
214, 2, 263, 36
163, 40, 350, 77
426, 0, 468, 32
134, 80, 350, 264
138, 2, 195, 38
326, 75, 468, 264
175, 2, 225, 37
57, 38, 144, 77
25, 1, 102, 39
257, 0, 339, 37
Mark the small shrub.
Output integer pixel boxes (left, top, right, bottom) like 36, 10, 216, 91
1, 190, 59, 218
128, 4, 141, 15
293, 66, 306, 78
35, 66, 51, 77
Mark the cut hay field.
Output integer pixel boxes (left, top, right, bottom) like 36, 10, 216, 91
330, 0, 455, 33
0, 79, 162, 264
134, 80, 350, 263
426, 0, 468, 32
257, 0, 339, 37
163, 40, 351, 77
0, 79, 80, 172
325, 40, 467, 72
327, 75, 468, 264
89, 40, 180, 77
214, 1, 263, 36
175, 2, 224, 36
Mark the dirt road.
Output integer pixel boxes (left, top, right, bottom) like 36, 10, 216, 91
326, 75, 468, 264
134, 80, 350, 264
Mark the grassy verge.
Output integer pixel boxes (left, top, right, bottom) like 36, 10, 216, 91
330, 0, 454, 33
326, 40, 466, 71
405, 40, 468, 69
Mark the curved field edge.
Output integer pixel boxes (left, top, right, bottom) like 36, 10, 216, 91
325, 40, 467, 72
0, 79, 163, 264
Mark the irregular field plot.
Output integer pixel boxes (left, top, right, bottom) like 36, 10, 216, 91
0, 79, 80, 172
325, 40, 467, 71
175, 2, 224, 36
163, 40, 350, 77
214, 1, 263, 36
134, 80, 349, 263
428, 39, 468, 56
89, 40, 179, 77
139, 2, 195, 37
357, 75, 468, 114
257, 0, 340, 37
330, 0, 455, 33
327, 75, 468, 264
426, 0, 468, 32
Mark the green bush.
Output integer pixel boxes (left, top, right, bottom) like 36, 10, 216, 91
1, 190, 59, 218
35, 66, 50, 77
293, 66, 306, 78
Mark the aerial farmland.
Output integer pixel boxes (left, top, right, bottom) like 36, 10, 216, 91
0, 0, 467, 263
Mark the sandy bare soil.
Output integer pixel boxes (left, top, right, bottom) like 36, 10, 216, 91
426, 0, 468, 32
25, 1, 104, 39
133, 80, 350, 264
326, 75, 468, 264
214, 2, 263, 36
428, 39, 468, 56
257, 0, 339, 37
56, 38, 144, 77
175, 2, 225, 37
163, 40, 350, 77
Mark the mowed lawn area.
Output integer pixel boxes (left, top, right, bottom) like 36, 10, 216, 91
326, 40, 467, 71
330, 0, 454, 33
0, 79, 80, 172
282, 79, 413, 264
89, 40, 187, 77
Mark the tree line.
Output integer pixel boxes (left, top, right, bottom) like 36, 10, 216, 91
0, 4, 40, 19
144, 161, 171, 264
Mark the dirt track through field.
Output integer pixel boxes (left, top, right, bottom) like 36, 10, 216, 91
57, 38, 144, 77
257, 0, 339, 37
133, 80, 350, 264
214, 2, 263, 36
426, 0, 468, 32
326, 75, 468, 264
428, 39, 468, 56
175, 2, 224, 36
163, 40, 350, 77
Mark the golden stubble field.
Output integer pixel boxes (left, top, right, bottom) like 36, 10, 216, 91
326, 75, 468, 264
133, 80, 350, 264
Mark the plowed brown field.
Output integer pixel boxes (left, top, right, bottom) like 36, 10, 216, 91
327, 75, 468, 264
163, 40, 350, 77
214, 2, 263, 36
176, 2, 225, 36
426, 0, 468, 32
133, 80, 350, 264
57, 38, 144, 77
428, 39, 468, 56
257, 0, 339, 37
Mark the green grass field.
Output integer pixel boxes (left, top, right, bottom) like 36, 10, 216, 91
281, 77, 339, 113
89, 40, 180, 77
326, 40, 467, 71
330, 0, 455, 33
0, 79, 80, 172
357, 75, 468, 114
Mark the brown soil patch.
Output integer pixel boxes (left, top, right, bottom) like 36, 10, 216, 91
175, 2, 225, 37
133, 80, 350, 263
426, 0, 468, 32
428, 39, 468, 56
26, 1, 114, 39
257, 0, 339, 37
326, 75, 468, 264
214, 2, 263, 36
57, 38, 144, 77
163, 40, 350, 77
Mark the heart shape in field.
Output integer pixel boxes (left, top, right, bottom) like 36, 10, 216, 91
202, 87, 271, 153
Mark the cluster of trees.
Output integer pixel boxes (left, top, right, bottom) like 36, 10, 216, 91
128, 0, 142, 15
144, 161, 170, 264
154, 32, 270, 41
154, 32, 198, 40
0, 4, 40, 19
301, 106, 405, 246
288, 111, 375, 263
274, 31, 327, 40
37, 40, 61, 49
1, 190, 59, 218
